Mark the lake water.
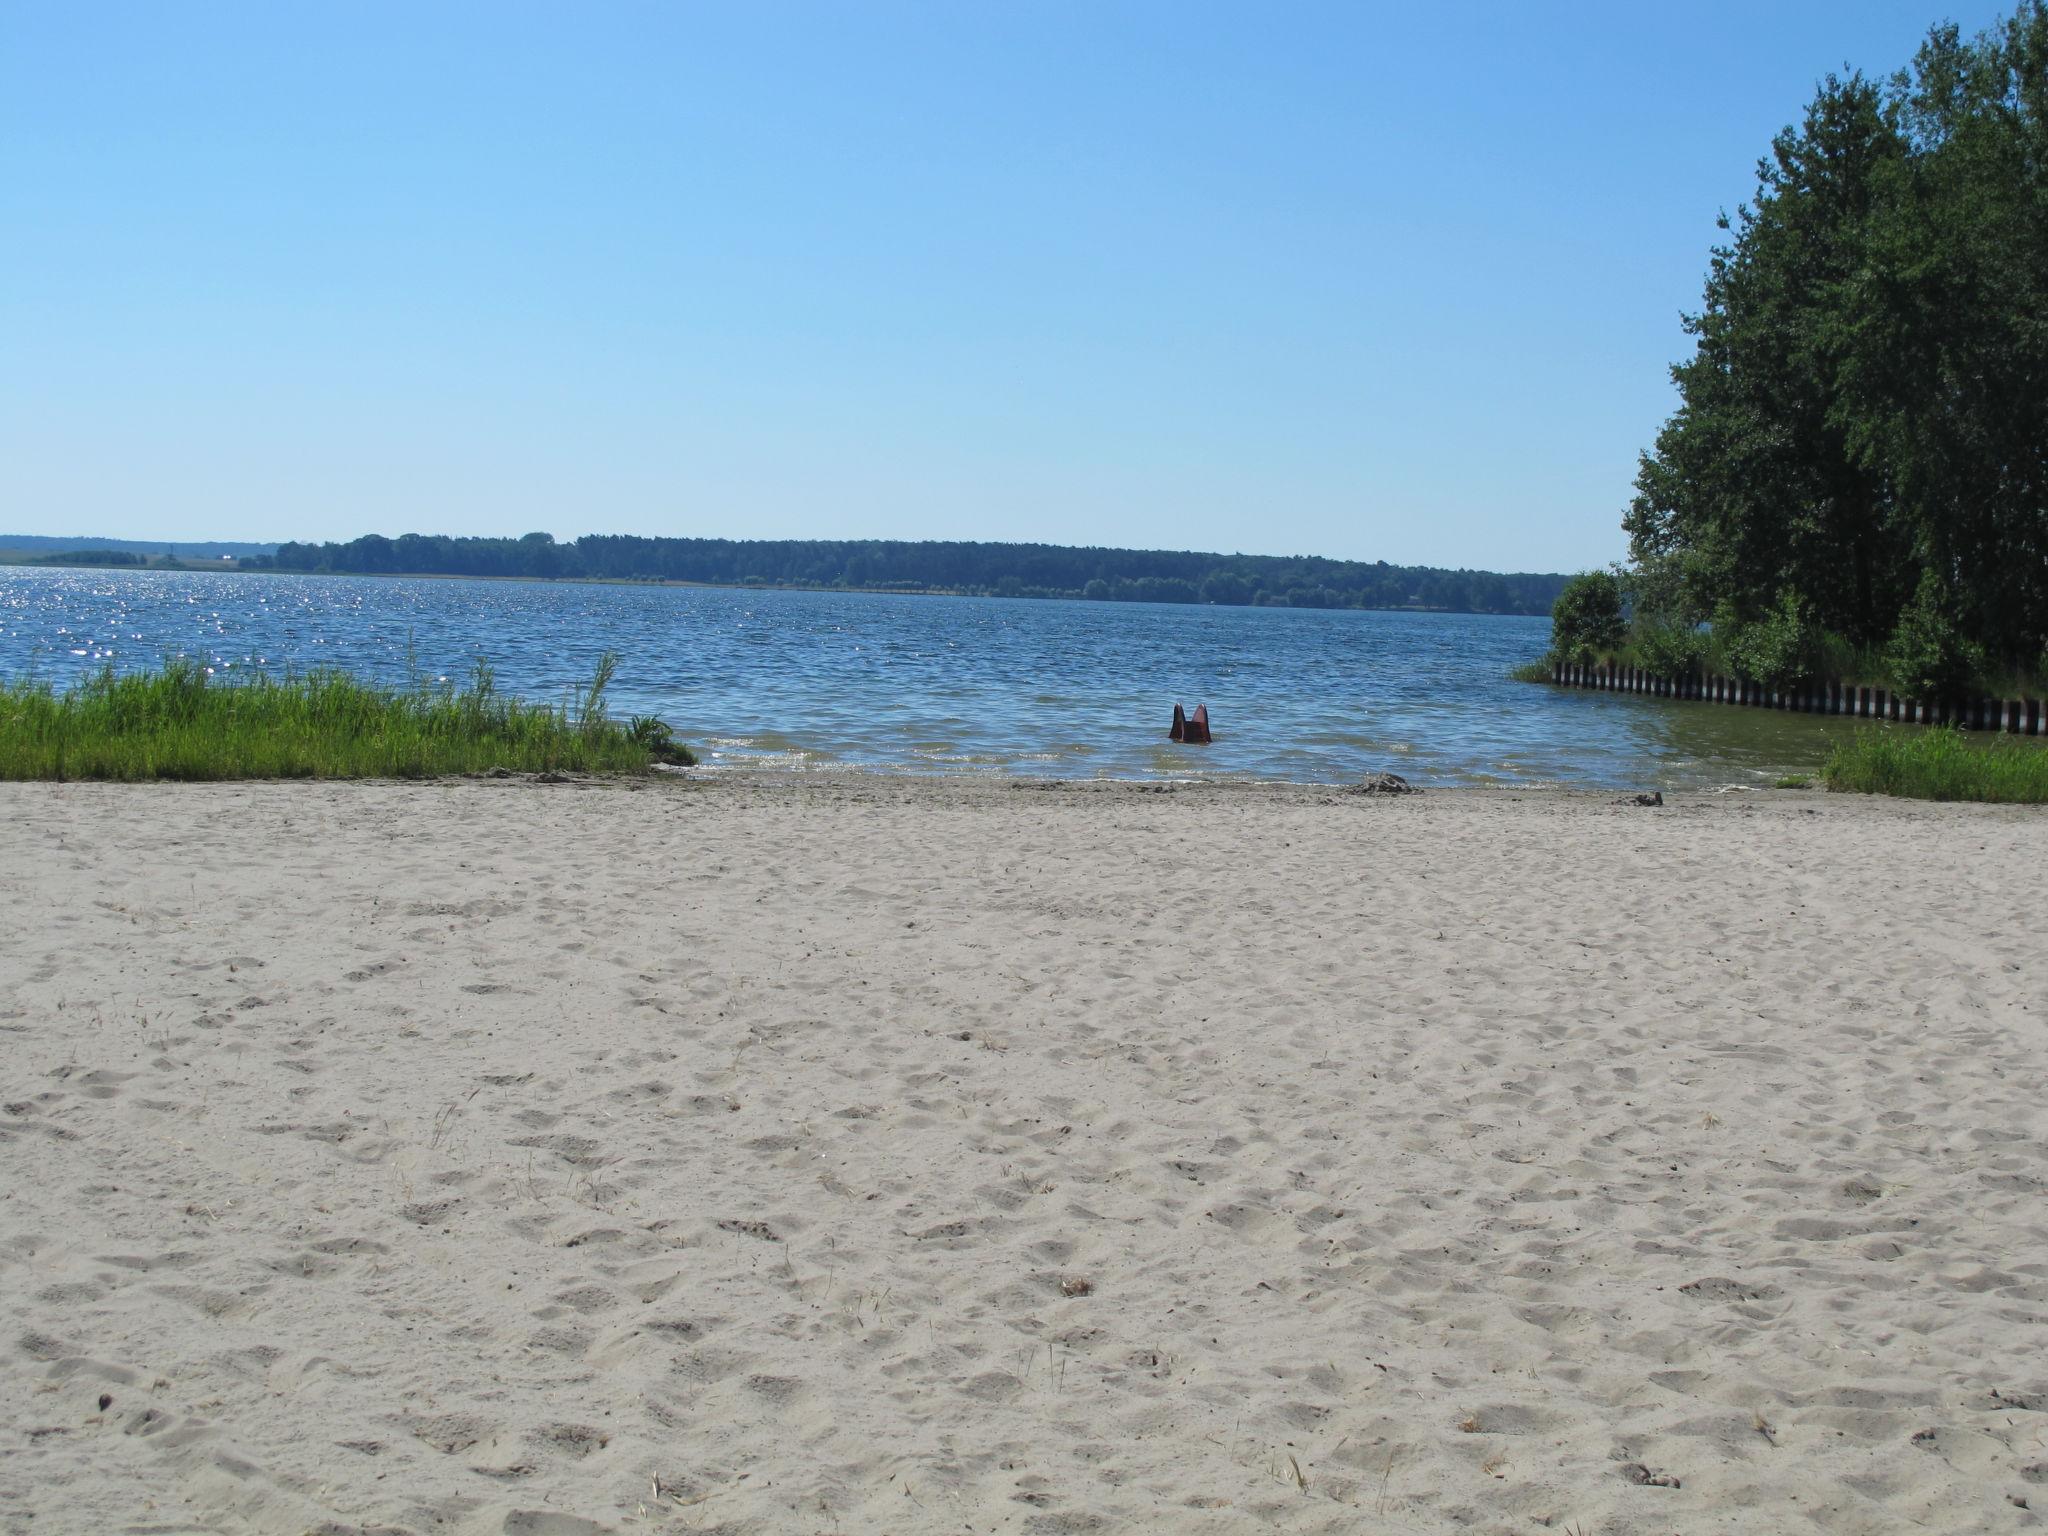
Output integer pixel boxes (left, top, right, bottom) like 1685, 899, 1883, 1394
0, 566, 1853, 788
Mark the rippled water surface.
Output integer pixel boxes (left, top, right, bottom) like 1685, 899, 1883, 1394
0, 568, 1852, 787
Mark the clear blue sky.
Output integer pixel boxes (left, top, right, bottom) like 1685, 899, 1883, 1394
0, 1, 2010, 570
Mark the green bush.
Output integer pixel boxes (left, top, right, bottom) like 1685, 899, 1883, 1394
1719, 591, 1814, 690
1631, 620, 1707, 679
1885, 572, 1987, 701
1550, 571, 1627, 666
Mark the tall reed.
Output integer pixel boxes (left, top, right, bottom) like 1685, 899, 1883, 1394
0, 654, 693, 781
1820, 725, 2048, 804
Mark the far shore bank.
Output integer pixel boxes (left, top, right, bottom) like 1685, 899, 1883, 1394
1, 553, 1549, 619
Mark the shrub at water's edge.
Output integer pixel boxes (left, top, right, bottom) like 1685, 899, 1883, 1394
1821, 726, 2048, 804
1546, 572, 1628, 668
0, 655, 696, 781
1515, 571, 2045, 703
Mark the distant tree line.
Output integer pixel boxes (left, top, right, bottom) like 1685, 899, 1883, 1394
247, 533, 1568, 615
0, 535, 275, 558
28, 549, 149, 567
1615, 5, 2048, 696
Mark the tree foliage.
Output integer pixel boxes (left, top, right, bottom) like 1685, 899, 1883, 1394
1548, 570, 1628, 664
1624, 4, 2048, 691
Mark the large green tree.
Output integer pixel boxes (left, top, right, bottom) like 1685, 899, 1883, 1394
1625, 4, 2048, 687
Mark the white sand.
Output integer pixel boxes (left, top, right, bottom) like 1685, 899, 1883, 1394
2, 774, 2045, 1535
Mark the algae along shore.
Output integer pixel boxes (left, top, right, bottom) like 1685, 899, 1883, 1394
2, 773, 2044, 1533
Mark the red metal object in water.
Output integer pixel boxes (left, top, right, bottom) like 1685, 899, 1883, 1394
1169, 704, 1212, 744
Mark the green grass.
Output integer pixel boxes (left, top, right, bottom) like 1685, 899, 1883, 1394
0, 654, 695, 781
1506, 659, 1554, 684
1774, 774, 1814, 789
1820, 725, 2048, 803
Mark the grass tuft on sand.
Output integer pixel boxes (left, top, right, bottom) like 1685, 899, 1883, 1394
0, 654, 693, 781
1821, 725, 2048, 804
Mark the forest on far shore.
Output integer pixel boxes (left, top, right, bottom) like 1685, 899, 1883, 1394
246, 533, 1568, 615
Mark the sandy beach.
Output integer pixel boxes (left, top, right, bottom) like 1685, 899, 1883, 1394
2, 773, 2045, 1535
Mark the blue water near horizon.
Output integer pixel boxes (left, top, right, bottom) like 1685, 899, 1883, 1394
0, 566, 1845, 788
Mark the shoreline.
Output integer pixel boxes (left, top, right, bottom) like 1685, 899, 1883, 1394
1, 556, 1550, 619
